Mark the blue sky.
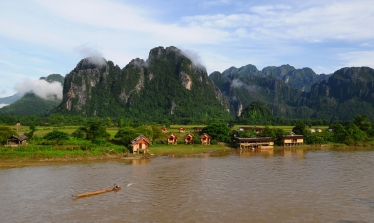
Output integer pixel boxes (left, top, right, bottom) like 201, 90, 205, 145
1, 0, 374, 98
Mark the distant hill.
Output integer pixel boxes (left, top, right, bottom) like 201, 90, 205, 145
210, 71, 302, 117
40, 73, 65, 85
220, 64, 330, 92
0, 74, 64, 116
211, 66, 374, 120
0, 93, 61, 116
0, 93, 21, 105
57, 46, 229, 123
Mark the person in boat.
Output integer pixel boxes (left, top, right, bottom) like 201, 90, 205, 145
113, 184, 120, 189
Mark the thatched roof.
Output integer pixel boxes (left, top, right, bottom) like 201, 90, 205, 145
131, 134, 150, 145
10, 134, 28, 141
200, 133, 212, 139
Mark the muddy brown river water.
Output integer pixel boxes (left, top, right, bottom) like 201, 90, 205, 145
1, 148, 374, 222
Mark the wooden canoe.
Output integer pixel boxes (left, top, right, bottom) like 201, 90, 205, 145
73, 187, 121, 198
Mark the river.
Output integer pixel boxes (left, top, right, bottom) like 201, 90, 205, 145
1, 148, 374, 222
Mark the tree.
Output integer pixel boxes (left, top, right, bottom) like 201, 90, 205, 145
114, 126, 140, 146
43, 129, 70, 143
201, 122, 231, 142
292, 121, 307, 135
258, 126, 285, 143
71, 127, 86, 139
0, 126, 16, 145
85, 121, 110, 140
239, 101, 273, 125
353, 115, 371, 132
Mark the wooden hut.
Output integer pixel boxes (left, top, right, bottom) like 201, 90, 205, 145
235, 137, 274, 150
184, 133, 194, 144
167, 133, 178, 145
179, 127, 185, 133
6, 134, 28, 147
161, 127, 168, 133
200, 133, 212, 145
281, 132, 304, 147
131, 135, 150, 154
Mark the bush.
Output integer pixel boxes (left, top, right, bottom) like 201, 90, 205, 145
44, 130, 70, 141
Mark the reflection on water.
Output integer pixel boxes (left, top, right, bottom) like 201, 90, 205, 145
1, 147, 374, 222
123, 158, 151, 165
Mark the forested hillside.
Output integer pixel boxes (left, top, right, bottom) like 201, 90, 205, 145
220, 64, 330, 91
58, 46, 230, 123
211, 66, 374, 121
0, 74, 64, 116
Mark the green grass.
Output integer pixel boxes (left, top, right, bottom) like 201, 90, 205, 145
149, 143, 229, 156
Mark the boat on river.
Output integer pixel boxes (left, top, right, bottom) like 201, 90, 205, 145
73, 186, 121, 198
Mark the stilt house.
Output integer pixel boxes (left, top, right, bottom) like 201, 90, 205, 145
131, 135, 150, 154
281, 132, 304, 147
235, 137, 274, 150
184, 133, 194, 144
167, 133, 178, 145
200, 133, 212, 145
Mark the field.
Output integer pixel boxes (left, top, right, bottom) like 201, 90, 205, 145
9, 124, 331, 140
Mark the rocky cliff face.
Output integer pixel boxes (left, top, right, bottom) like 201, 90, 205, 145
59, 46, 229, 121
220, 64, 330, 92
210, 71, 302, 117
212, 66, 374, 120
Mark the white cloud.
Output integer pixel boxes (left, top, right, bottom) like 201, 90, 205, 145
0, 0, 374, 98
179, 48, 205, 68
339, 51, 374, 69
184, 1, 374, 41
0, 103, 9, 108
202, 0, 232, 7
14, 78, 63, 100
74, 44, 107, 66
231, 79, 244, 88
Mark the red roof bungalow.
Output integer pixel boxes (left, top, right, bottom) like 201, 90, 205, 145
179, 127, 186, 133
131, 135, 151, 154
200, 133, 212, 145
184, 133, 194, 144
161, 127, 168, 133
167, 133, 178, 145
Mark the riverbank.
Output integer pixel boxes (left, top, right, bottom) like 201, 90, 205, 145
0, 144, 232, 167
2, 143, 374, 168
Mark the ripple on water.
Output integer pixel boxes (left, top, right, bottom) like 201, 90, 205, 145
0, 149, 374, 222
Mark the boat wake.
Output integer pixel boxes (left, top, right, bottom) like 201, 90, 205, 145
127, 183, 135, 187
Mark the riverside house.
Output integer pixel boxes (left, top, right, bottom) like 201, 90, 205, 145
200, 133, 212, 145
179, 127, 186, 133
167, 133, 178, 145
281, 132, 304, 147
234, 137, 274, 150
131, 135, 150, 154
184, 133, 194, 144
161, 127, 168, 133
6, 134, 28, 147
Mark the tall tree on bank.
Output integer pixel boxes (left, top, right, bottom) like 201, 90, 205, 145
238, 101, 273, 125
201, 122, 231, 142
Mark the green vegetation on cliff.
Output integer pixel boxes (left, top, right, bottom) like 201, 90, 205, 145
58, 47, 229, 124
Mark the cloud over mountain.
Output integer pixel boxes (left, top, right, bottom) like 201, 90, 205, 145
14, 78, 63, 100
